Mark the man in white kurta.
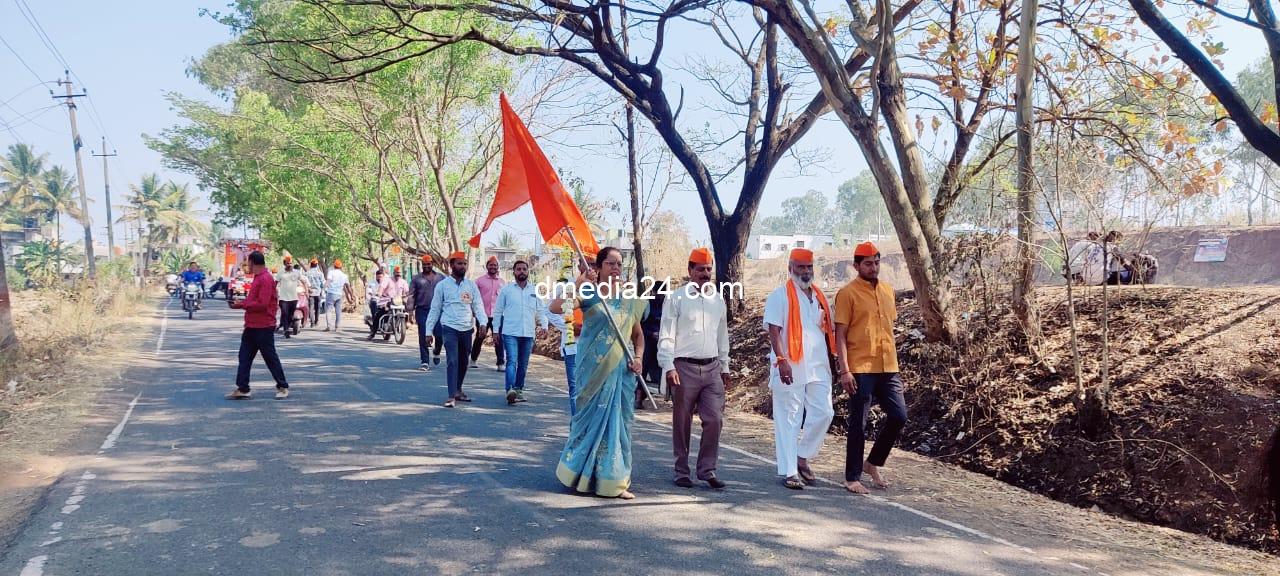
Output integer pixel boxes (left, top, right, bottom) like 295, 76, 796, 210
763, 247, 836, 489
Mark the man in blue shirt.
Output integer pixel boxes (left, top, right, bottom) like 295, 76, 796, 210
424, 251, 488, 408
180, 262, 206, 309
493, 260, 548, 405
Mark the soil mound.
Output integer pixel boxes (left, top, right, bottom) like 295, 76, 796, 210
727, 284, 1280, 554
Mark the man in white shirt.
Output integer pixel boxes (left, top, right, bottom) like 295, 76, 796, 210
658, 247, 731, 490
276, 256, 303, 339
493, 260, 548, 405
763, 248, 836, 491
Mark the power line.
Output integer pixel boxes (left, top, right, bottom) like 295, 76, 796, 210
10, 0, 116, 149
0, 102, 63, 133
0, 33, 51, 87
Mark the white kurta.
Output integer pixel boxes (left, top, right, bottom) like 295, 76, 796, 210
763, 283, 835, 477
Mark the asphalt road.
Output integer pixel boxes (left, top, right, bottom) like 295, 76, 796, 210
1, 299, 1079, 575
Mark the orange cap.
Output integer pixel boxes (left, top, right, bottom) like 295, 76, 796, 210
854, 242, 879, 258
688, 247, 712, 265
789, 248, 814, 264
421, 254, 433, 264
393, 266, 402, 274
333, 259, 342, 269
448, 251, 466, 261
283, 255, 292, 263
486, 255, 498, 264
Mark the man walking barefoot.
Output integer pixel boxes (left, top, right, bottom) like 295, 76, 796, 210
660, 248, 732, 490
764, 248, 836, 490
835, 242, 906, 494
226, 251, 289, 400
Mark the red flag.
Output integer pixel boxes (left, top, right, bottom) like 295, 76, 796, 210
470, 93, 600, 255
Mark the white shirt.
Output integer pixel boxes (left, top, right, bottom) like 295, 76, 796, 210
277, 269, 302, 301
657, 282, 730, 375
325, 269, 349, 299
366, 279, 381, 302
492, 281, 548, 338
763, 283, 831, 384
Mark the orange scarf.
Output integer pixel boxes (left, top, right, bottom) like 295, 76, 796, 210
785, 279, 834, 362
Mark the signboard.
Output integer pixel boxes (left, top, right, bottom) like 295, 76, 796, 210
1193, 238, 1228, 263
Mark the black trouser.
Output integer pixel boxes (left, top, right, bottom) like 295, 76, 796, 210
369, 301, 385, 334
470, 318, 504, 365
279, 300, 298, 332
415, 307, 432, 364
309, 295, 321, 326
235, 327, 288, 392
442, 326, 473, 399
432, 321, 443, 355
845, 373, 908, 482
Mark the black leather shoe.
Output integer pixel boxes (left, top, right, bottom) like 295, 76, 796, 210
673, 477, 694, 488
705, 477, 727, 490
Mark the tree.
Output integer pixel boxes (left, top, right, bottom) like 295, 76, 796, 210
151, 182, 209, 248
1013, 0, 1043, 350
491, 230, 521, 250
119, 174, 167, 271
1126, 0, 1280, 166
15, 240, 76, 287
835, 171, 889, 238
223, 0, 874, 298
34, 166, 85, 248
0, 143, 47, 351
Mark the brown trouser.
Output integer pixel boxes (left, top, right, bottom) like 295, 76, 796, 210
672, 358, 725, 481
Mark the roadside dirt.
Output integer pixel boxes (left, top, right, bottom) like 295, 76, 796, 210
724, 284, 1280, 556
0, 289, 152, 556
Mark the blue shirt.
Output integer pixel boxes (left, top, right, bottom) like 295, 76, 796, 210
424, 275, 488, 332
181, 270, 205, 284
492, 281, 548, 338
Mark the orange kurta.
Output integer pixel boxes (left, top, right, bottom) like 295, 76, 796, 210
834, 278, 899, 374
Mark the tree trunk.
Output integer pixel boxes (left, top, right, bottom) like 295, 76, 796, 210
626, 103, 645, 281
1012, 0, 1043, 350
0, 233, 16, 351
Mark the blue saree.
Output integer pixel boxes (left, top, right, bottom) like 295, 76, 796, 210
555, 290, 649, 497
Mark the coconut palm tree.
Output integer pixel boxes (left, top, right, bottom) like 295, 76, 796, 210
120, 173, 166, 267
490, 230, 521, 251
151, 181, 208, 248
0, 143, 48, 350
33, 165, 85, 247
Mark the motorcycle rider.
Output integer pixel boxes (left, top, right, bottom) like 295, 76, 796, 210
180, 261, 206, 309
369, 266, 410, 340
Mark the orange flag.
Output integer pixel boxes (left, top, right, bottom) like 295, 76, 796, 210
469, 93, 600, 255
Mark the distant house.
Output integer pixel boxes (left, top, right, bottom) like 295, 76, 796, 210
1, 216, 49, 265
747, 234, 836, 260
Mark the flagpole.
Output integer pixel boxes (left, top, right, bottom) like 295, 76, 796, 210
561, 226, 658, 410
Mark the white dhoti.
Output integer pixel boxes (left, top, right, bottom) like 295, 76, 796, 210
770, 372, 835, 477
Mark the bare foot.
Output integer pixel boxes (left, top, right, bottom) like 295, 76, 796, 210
845, 480, 870, 494
863, 461, 890, 488
617, 490, 636, 500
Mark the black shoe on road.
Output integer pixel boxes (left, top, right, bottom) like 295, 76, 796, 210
674, 477, 694, 488
705, 477, 727, 490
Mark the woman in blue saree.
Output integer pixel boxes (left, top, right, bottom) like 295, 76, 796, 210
550, 247, 648, 499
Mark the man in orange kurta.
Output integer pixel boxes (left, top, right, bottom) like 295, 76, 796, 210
834, 242, 907, 494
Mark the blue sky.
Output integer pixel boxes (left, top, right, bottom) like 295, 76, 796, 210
1, 1, 1268, 251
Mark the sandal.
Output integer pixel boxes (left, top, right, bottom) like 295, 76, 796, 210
455, 393, 472, 403
783, 476, 805, 490
798, 466, 817, 486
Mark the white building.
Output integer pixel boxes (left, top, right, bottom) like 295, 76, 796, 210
747, 234, 836, 260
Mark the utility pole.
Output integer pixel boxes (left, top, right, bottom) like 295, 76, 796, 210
92, 139, 118, 260
53, 71, 95, 278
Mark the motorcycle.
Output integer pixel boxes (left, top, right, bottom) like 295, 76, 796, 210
366, 296, 407, 344
230, 277, 251, 301
165, 274, 180, 297
181, 282, 202, 319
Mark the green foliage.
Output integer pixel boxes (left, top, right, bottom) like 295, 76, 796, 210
15, 240, 75, 288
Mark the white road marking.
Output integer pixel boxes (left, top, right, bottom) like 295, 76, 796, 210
155, 297, 172, 354
352, 382, 380, 400
19, 555, 47, 576
98, 393, 142, 453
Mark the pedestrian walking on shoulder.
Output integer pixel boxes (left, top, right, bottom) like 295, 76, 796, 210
546, 295, 583, 415
764, 248, 836, 490
472, 256, 506, 370
425, 251, 488, 408
410, 254, 443, 370
834, 242, 906, 494
659, 248, 731, 490
226, 251, 289, 400
493, 260, 548, 404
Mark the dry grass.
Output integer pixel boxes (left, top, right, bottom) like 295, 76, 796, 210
0, 285, 149, 439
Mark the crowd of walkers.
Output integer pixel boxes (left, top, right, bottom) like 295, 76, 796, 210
225, 243, 913, 502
